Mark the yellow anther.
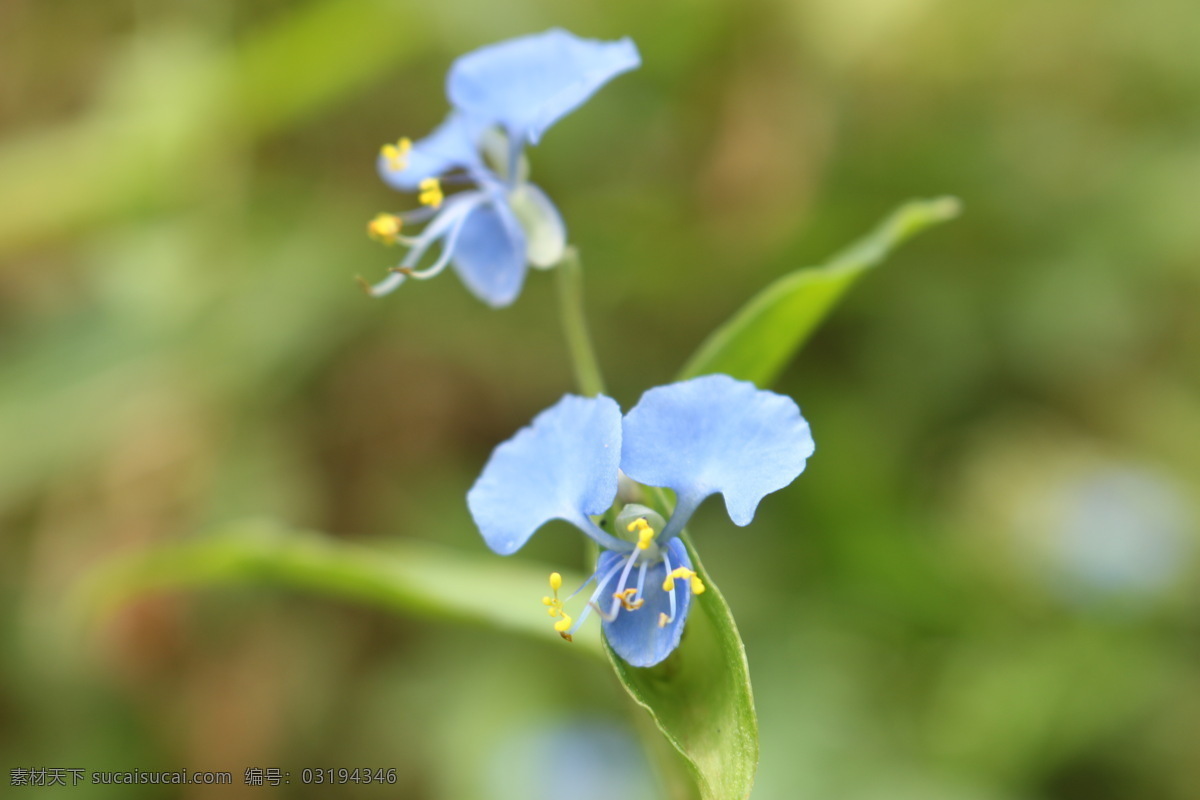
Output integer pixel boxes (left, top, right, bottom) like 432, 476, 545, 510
612, 588, 644, 612
662, 567, 704, 594
553, 614, 573, 633
380, 137, 412, 171
367, 213, 403, 245
627, 517, 656, 550
549, 572, 563, 592
418, 177, 444, 208
658, 612, 670, 628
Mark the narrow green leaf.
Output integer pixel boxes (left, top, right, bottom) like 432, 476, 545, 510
679, 197, 961, 387
606, 538, 757, 800
73, 518, 601, 657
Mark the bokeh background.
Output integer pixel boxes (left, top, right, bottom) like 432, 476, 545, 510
2, 0, 1198, 797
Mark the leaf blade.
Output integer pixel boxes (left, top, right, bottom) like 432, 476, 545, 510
73, 518, 602, 658
679, 196, 961, 387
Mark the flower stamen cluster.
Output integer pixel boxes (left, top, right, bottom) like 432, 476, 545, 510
541, 571, 573, 640
366, 213, 403, 245
417, 178, 443, 209
630, 517, 656, 551
380, 138, 412, 172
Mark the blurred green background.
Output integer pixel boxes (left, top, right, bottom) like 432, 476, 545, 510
2, 0, 1198, 797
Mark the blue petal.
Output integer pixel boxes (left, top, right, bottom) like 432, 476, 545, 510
468, 395, 622, 555
599, 539, 693, 667
377, 113, 484, 191
447, 28, 641, 146
450, 198, 528, 307
620, 375, 814, 534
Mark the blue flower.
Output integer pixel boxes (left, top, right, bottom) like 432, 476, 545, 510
467, 375, 815, 667
363, 29, 640, 307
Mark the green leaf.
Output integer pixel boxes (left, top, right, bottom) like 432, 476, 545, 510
679, 197, 961, 387
73, 518, 601, 657
606, 538, 757, 800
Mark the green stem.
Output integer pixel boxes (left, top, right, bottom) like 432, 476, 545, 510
555, 246, 607, 397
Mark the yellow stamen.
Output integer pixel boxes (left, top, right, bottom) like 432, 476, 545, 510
658, 612, 670, 628
543, 572, 572, 639
612, 588, 644, 611
380, 137, 412, 171
419, 177, 444, 208
367, 213, 403, 245
662, 567, 704, 594
627, 517, 656, 550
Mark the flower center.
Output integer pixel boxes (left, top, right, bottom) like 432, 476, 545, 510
614, 504, 666, 559
537, 507, 706, 642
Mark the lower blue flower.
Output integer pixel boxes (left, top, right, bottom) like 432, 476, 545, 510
467, 374, 815, 667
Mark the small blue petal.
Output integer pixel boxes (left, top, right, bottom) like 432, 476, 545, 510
447, 28, 641, 146
599, 539, 693, 667
377, 113, 484, 191
620, 375, 814, 533
468, 395, 622, 555
449, 199, 528, 307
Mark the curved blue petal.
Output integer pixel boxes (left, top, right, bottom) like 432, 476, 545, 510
447, 28, 641, 146
377, 113, 484, 191
451, 198, 528, 307
620, 375, 814, 535
599, 539, 693, 667
468, 395, 621, 555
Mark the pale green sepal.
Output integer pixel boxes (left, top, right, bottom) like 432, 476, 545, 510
605, 536, 758, 800
71, 518, 601, 657
679, 196, 961, 387
509, 182, 566, 268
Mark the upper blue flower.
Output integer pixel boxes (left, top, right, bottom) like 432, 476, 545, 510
363, 29, 640, 307
467, 375, 815, 667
